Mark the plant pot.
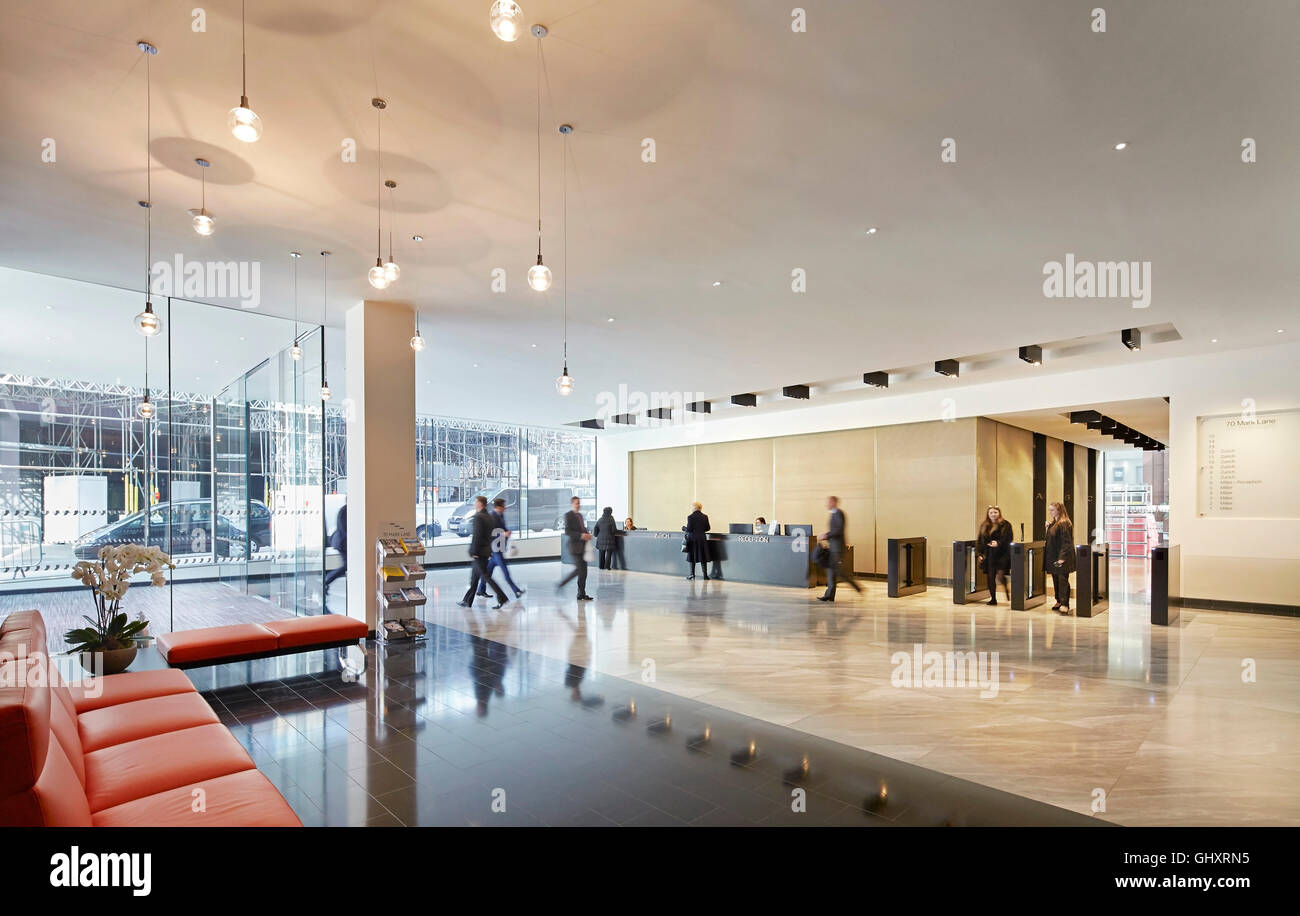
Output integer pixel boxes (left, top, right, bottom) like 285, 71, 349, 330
79, 645, 138, 676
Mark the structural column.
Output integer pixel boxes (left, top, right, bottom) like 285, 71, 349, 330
345, 299, 416, 632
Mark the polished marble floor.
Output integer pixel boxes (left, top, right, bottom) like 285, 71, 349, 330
188, 623, 1099, 827
396, 559, 1299, 827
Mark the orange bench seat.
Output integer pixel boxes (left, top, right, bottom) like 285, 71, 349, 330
155, 614, 368, 667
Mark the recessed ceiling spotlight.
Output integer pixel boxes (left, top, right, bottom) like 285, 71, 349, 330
530, 343, 537, 348
411, 235, 423, 242
1018, 344, 1042, 366
1114, 141, 1128, 150
866, 226, 878, 235
607, 317, 615, 323
1211, 338, 1218, 343
1278, 329, 1286, 333
1122, 328, 1141, 351
712, 281, 722, 287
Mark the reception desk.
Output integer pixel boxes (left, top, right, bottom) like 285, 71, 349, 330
620, 530, 814, 588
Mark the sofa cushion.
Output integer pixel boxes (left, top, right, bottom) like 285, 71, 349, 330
78, 692, 220, 753
92, 768, 301, 827
0, 732, 93, 827
156, 624, 278, 665
83, 722, 256, 813
261, 614, 368, 649
69, 668, 195, 713
0, 659, 51, 799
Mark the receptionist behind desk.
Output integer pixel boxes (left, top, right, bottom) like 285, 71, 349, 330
753, 516, 766, 534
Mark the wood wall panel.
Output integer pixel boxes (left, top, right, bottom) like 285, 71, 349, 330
630, 446, 694, 532
995, 423, 1034, 542
875, 419, 977, 578
975, 418, 999, 524
1074, 447, 1091, 540
773, 428, 875, 572
695, 439, 774, 530
1046, 436, 1064, 513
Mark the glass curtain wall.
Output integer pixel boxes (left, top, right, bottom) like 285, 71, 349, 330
410, 416, 596, 546
0, 268, 328, 649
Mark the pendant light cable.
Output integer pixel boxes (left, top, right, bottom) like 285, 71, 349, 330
241, 0, 247, 98
376, 104, 383, 260
562, 127, 568, 366
536, 38, 543, 260
145, 47, 151, 300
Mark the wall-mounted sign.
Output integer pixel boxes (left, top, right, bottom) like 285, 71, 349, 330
1197, 408, 1300, 518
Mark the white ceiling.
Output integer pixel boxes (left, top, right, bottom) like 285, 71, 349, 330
1, 0, 1297, 426
988, 397, 1171, 450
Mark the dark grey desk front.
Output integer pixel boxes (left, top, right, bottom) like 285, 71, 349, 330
620, 530, 812, 588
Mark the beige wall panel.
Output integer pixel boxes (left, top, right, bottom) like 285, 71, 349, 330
773, 428, 876, 572
875, 419, 977, 578
1183, 555, 1300, 606
1074, 447, 1091, 539
694, 439, 774, 531
1046, 437, 1064, 512
975, 417, 999, 526
995, 423, 1034, 541
630, 446, 695, 531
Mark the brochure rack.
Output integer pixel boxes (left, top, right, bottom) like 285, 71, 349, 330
375, 532, 428, 641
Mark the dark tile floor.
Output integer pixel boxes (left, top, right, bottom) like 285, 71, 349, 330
188, 623, 1107, 827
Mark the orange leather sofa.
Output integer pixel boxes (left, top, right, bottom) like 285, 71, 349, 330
155, 614, 368, 667
0, 610, 301, 827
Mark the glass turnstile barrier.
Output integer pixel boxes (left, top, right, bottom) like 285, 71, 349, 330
951, 539, 990, 604
887, 536, 927, 597
1010, 540, 1046, 611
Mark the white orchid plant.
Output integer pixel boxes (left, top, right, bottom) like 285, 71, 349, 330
66, 544, 174, 653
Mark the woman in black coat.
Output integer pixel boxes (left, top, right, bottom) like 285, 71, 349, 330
1044, 501, 1077, 614
976, 506, 1014, 606
593, 507, 618, 569
684, 502, 711, 580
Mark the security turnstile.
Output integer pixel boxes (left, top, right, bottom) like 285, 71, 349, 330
887, 537, 927, 597
1150, 544, 1179, 625
1010, 540, 1046, 611
951, 539, 990, 604
1074, 543, 1109, 618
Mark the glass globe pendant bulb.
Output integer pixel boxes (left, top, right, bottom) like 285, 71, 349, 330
410, 333, 426, 352
320, 384, 332, 401
228, 97, 262, 142
367, 260, 390, 290
137, 397, 155, 420
383, 259, 400, 283
289, 342, 303, 361
134, 301, 161, 337
490, 0, 524, 41
527, 259, 552, 292
555, 367, 574, 396
192, 210, 214, 236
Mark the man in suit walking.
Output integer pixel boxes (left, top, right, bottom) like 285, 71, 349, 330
477, 497, 525, 600
818, 495, 861, 602
556, 496, 594, 600
460, 496, 509, 608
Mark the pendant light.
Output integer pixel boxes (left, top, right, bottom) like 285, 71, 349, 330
137, 336, 156, 420
527, 31, 553, 292
227, 0, 262, 142
383, 179, 400, 283
410, 311, 426, 352
319, 251, 332, 400
189, 158, 214, 236
367, 98, 390, 289
555, 123, 574, 396
288, 251, 303, 360
490, 1, 524, 41
133, 41, 161, 337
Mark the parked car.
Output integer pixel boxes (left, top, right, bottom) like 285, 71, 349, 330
415, 519, 443, 541
72, 498, 270, 559
453, 486, 574, 537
